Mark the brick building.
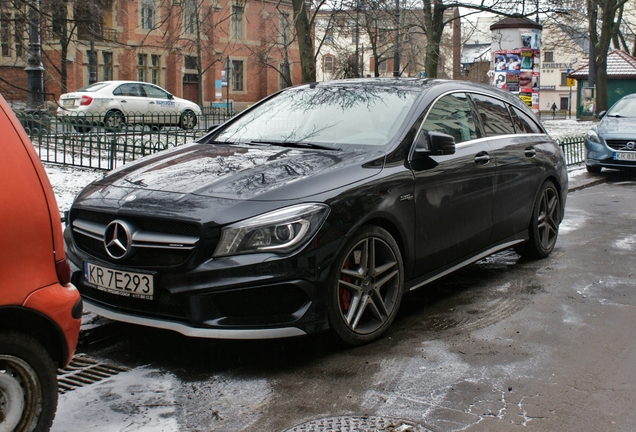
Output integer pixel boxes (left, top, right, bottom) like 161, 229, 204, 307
0, 0, 300, 110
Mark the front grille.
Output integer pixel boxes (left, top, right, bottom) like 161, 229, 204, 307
212, 284, 309, 318
606, 139, 636, 151
75, 275, 188, 320
71, 209, 205, 268
76, 235, 194, 267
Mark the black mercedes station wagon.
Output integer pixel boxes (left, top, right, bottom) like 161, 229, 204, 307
65, 78, 568, 345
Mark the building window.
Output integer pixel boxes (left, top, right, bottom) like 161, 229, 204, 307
141, 0, 154, 29
184, 0, 197, 34
279, 12, 290, 45
544, 51, 553, 62
325, 27, 333, 44
279, 61, 290, 89
231, 5, 243, 39
324, 55, 334, 72
378, 60, 386, 72
560, 97, 569, 110
137, 54, 147, 82
1, 12, 10, 57
13, 13, 24, 58
560, 72, 568, 86
151, 54, 160, 84
184, 55, 197, 70
231, 59, 243, 91
102, 52, 113, 81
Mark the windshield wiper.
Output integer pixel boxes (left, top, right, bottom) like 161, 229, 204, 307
248, 140, 338, 151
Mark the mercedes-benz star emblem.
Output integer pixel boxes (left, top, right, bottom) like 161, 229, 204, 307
104, 220, 134, 259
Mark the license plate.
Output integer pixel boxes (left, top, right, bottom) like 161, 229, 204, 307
614, 152, 636, 161
63, 99, 75, 107
84, 262, 154, 300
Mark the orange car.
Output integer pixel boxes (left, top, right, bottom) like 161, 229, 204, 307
0, 95, 82, 431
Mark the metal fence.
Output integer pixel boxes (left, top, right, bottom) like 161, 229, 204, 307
14, 109, 232, 170
557, 136, 586, 167
15, 109, 587, 171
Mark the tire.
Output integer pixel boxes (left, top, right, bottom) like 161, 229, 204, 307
0, 331, 58, 432
586, 164, 602, 173
327, 226, 404, 346
515, 181, 561, 259
103, 110, 125, 131
179, 110, 197, 130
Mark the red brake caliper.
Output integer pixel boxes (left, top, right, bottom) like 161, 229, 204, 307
339, 259, 351, 313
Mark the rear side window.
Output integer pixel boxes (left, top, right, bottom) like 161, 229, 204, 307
421, 93, 479, 144
510, 106, 543, 133
113, 84, 143, 97
470, 94, 515, 136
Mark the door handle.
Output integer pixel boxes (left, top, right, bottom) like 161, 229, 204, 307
149, 102, 155, 104
120, 100, 127, 103
474, 152, 490, 165
524, 147, 536, 158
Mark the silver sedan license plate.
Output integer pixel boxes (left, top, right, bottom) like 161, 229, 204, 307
614, 152, 636, 161
84, 262, 154, 300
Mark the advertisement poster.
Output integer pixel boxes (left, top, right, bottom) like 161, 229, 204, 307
492, 47, 540, 112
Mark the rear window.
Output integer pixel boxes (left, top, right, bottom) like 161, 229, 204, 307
77, 82, 110, 92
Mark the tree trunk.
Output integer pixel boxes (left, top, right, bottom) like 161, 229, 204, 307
291, 0, 316, 83
422, 0, 445, 78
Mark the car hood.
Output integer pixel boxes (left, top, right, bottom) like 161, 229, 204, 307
77, 142, 384, 205
598, 116, 636, 137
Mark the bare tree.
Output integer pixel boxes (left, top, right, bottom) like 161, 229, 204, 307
245, 1, 295, 88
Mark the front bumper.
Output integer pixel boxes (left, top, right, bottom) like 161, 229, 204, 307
66, 228, 341, 339
585, 139, 636, 169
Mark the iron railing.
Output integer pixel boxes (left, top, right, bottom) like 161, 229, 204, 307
557, 136, 586, 166
15, 109, 587, 171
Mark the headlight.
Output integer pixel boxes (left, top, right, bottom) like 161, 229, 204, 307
586, 128, 601, 144
213, 203, 330, 257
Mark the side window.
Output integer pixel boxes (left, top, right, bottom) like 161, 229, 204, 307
143, 84, 169, 99
510, 106, 542, 133
113, 83, 142, 97
471, 94, 515, 136
420, 93, 479, 145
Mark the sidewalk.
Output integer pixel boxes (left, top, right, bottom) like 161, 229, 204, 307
567, 166, 606, 192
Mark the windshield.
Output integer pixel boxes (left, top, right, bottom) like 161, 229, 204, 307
213, 84, 419, 147
607, 96, 636, 117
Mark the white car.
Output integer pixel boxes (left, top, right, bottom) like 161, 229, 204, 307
57, 81, 202, 131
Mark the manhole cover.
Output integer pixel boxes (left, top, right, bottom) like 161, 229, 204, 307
57, 355, 129, 393
284, 416, 432, 432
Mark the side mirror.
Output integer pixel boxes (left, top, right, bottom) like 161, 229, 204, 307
414, 131, 456, 158
598, 110, 606, 119
168, 94, 174, 100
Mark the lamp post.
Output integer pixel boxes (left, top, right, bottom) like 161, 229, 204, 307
224, 57, 233, 112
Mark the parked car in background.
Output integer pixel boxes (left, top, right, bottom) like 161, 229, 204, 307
584, 93, 636, 173
1, 95, 82, 431
64, 78, 567, 346
57, 81, 202, 132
